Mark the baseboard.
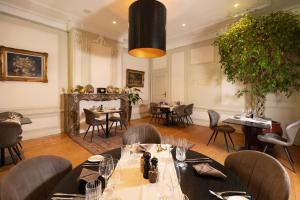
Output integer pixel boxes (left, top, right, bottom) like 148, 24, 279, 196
22, 126, 61, 140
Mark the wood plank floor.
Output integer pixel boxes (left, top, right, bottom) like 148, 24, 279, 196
0, 117, 299, 199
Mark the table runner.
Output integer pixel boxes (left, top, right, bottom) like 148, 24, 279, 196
102, 144, 183, 200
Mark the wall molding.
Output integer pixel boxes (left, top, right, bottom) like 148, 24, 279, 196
23, 126, 61, 140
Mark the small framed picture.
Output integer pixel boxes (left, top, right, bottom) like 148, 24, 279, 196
126, 69, 144, 87
97, 88, 106, 94
0, 46, 48, 82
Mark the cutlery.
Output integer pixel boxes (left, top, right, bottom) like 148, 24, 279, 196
217, 191, 247, 196
184, 160, 212, 163
52, 193, 85, 198
51, 197, 84, 200
186, 157, 210, 161
209, 190, 223, 199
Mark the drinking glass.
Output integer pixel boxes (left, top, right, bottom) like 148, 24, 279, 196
121, 145, 130, 159
176, 146, 187, 167
98, 154, 114, 187
85, 180, 102, 200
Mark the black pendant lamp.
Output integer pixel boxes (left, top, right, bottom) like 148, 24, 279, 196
128, 0, 166, 58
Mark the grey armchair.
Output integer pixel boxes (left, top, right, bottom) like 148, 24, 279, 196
257, 119, 300, 172
172, 105, 187, 127
123, 123, 162, 145
83, 109, 106, 142
225, 150, 290, 200
150, 102, 163, 123
0, 155, 72, 200
207, 110, 235, 152
184, 104, 194, 124
0, 122, 23, 164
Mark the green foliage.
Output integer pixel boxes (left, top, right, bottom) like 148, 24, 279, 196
214, 11, 300, 98
126, 87, 142, 106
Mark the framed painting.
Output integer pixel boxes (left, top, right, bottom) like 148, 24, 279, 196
0, 46, 48, 82
126, 69, 144, 87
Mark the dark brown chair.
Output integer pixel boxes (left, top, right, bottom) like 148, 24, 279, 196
171, 105, 187, 127
109, 111, 127, 135
207, 110, 235, 152
257, 119, 300, 172
83, 109, 106, 142
225, 150, 290, 200
0, 155, 72, 200
184, 104, 194, 124
123, 123, 162, 145
150, 102, 163, 123
0, 112, 23, 120
0, 122, 23, 165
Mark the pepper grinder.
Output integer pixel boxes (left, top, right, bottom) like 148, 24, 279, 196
149, 157, 159, 183
143, 152, 151, 179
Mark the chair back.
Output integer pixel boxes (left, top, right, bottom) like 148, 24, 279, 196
285, 120, 300, 145
184, 104, 194, 115
150, 102, 159, 114
123, 123, 162, 145
173, 105, 186, 117
225, 150, 290, 200
0, 155, 72, 200
83, 109, 96, 125
0, 122, 22, 148
207, 110, 220, 129
119, 111, 128, 125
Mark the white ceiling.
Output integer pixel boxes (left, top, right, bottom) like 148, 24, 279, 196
0, 0, 299, 47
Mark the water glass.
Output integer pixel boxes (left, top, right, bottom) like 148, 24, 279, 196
98, 154, 114, 187
121, 145, 130, 159
176, 146, 187, 167
85, 180, 102, 200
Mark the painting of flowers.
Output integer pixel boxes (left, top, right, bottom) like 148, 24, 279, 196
0, 46, 48, 82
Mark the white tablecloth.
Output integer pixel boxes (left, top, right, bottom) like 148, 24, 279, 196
103, 145, 182, 200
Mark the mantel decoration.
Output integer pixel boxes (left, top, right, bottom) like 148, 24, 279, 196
214, 11, 300, 117
126, 69, 145, 87
128, 0, 166, 58
0, 46, 48, 82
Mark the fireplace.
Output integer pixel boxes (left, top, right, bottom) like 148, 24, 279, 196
64, 93, 129, 135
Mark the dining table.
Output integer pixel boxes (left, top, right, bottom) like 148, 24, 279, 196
155, 105, 175, 126
223, 117, 271, 150
50, 147, 249, 200
93, 109, 123, 138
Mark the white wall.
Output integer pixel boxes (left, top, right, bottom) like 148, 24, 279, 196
122, 51, 150, 119
0, 13, 68, 139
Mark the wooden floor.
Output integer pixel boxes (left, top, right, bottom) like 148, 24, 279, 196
0, 117, 299, 199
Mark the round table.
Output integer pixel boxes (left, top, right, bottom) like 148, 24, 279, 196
51, 148, 248, 200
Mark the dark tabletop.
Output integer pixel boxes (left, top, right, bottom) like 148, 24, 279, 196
223, 118, 270, 129
51, 148, 248, 200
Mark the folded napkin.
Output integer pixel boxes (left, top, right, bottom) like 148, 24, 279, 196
78, 168, 105, 194
193, 163, 227, 179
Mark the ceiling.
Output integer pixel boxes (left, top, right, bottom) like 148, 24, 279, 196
0, 0, 299, 47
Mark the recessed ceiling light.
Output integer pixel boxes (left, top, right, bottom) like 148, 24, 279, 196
112, 21, 117, 24
234, 3, 239, 8
182, 23, 186, 27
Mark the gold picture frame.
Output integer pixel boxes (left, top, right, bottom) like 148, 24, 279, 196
0, 46, 48, 82
126, 69, 144, 87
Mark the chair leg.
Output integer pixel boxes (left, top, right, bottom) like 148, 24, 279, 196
109, 122, 114, 132
189, 115, 194, 124
207, 130, 216, 146
123, 121, 127, 129
90, 126, 95, 142
13, 146, 22, 160
18, 142, 23, 149
97, 126, 100, 134
213, 130, 219, 142
115, 122, 117, 135
100, 124, 105, 134
263, 144, 268, 153
8, 147, 17, 164
283, 146, 295, 172
83, 125, 91, 139
227, 133, 235, 149
223, 132, 230, 152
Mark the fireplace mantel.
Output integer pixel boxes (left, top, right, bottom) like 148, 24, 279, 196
64, 93, 129, 135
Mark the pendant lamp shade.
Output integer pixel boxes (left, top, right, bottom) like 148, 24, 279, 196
128, 0, 166, 58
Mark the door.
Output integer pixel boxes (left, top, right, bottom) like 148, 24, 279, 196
151, 68, 169, 103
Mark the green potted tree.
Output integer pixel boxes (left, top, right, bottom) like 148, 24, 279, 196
214, 11, 300, 117
125, 87, 142, 120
